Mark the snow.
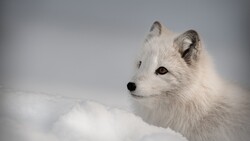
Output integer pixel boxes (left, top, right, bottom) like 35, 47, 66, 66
0, 88, 187, 141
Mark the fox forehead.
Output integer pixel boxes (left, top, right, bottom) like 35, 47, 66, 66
138, 33, 178, 66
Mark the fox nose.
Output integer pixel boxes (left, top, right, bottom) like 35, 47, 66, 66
127, 82, 136, 91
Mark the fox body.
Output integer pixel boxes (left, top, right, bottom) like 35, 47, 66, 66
127, 21, 250, 141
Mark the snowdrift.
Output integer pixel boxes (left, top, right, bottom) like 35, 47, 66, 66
0, 88, 187, 141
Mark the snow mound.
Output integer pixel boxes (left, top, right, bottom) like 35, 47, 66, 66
53, 101, 187, 141
0, 88, 187, 141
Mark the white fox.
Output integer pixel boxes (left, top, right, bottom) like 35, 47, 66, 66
127, 21, 250, 141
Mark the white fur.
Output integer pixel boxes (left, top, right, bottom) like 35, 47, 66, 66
128, 22, 250, 141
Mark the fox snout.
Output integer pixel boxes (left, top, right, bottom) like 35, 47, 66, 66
127, 82, 136, 91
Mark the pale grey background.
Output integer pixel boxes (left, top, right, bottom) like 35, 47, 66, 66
1, 0, 250, 98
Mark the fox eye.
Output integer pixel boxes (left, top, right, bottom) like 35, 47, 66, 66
138, 61, 142, 68
155, 66, 168, 75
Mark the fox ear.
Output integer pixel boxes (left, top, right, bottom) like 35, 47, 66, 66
149, 21, 162, 36
174, 30, 201, 65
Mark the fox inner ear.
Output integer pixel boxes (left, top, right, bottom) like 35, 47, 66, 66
174, 30, 201, 65
149, 21, 162, 36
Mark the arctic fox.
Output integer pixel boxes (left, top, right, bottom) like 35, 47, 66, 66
127, 21, 250, 141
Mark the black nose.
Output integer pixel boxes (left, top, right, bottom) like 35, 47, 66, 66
127, 82, 136, 91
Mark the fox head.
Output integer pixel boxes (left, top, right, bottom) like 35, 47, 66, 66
127, 21, 207, 105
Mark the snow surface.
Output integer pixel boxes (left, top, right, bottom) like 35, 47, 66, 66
0, 88, 187, 141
